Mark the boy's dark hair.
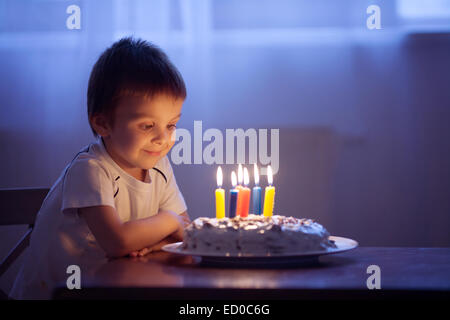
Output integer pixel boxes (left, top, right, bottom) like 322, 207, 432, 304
87, 37, 186, 137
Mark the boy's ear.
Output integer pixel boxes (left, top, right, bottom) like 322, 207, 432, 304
90, 113, 112, 137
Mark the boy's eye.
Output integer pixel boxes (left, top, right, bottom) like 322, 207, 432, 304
140, 124, 154, 130
168, 124, 177, 130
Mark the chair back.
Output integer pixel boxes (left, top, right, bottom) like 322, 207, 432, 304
0, 187, 50, 298
0, 188, 49, 226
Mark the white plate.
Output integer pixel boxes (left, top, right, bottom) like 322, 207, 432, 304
162, 236, 358, 267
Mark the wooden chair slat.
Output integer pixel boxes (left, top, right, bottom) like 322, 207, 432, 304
0, 228, 33, 278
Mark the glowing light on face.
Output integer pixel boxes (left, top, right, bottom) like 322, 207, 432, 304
170, 128, 177, 143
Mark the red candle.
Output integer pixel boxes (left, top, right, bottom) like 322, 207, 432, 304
239, 167, 251, 218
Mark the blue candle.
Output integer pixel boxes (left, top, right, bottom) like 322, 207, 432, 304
252, 186, 261, 215
252, 164, 262, 215
229, 171, 239, 218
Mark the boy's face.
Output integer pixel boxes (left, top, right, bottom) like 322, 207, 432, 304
99, 93, 183, 181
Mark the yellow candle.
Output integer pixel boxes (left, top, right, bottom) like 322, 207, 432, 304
263, 165, 275, 217
215, 166, 225, 219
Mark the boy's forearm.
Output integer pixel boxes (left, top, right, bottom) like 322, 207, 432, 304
115, 211, 179, 256
128, 213, 189, 257
81, 205, 184, 258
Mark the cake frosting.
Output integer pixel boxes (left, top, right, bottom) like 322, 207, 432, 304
182, 214, 336, 256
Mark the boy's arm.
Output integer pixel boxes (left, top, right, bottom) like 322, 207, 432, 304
129, 211, 192, 257
79, 205, 184, 258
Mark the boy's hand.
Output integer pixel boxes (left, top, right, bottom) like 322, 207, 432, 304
129, 247, 151, 257
179, 211, 191, 228
129, 235, 179, 257
164, 210, 188, 241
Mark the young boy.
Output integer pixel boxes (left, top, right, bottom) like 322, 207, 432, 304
10, 37, 190, 299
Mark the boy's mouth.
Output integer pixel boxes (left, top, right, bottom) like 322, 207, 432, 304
144, 150, 161, 156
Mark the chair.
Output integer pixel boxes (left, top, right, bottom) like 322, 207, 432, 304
0, 188, 49, 299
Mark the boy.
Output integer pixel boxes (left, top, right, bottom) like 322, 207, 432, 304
10, 37, 190, 299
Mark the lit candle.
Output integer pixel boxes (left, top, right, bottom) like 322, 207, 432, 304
252, 164, 262, 215
263, 165, 275, 217
239, 167, 251, 218
215, 166, 225, 219
235, 164, 244, 217
229, 171, 239, 218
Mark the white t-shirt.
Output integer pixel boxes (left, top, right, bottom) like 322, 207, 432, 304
10, 137, 187, 300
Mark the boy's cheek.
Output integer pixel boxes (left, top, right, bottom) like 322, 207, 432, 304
154, 142, 173, 162
161, 144, 174, 159
170, 129, 177, 143
167, 137, 176, 150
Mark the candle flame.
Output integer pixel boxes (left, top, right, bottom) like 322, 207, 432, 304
217, 166, 223, 188
254, 163, 259, 185
238, 164, 243, 185
231, 171, 237, 188
244, 167, 249, 186
267, 165, 273, 185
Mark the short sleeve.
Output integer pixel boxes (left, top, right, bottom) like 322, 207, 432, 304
62, 158, 116, 213
158, 158, 187, 215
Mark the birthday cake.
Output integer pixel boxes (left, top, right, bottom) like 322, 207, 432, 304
182, 214, 337, 256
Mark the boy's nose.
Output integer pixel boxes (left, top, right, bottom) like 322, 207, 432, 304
152, 128, 170, 145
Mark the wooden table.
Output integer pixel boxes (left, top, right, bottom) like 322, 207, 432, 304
54, 247, 450, 300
